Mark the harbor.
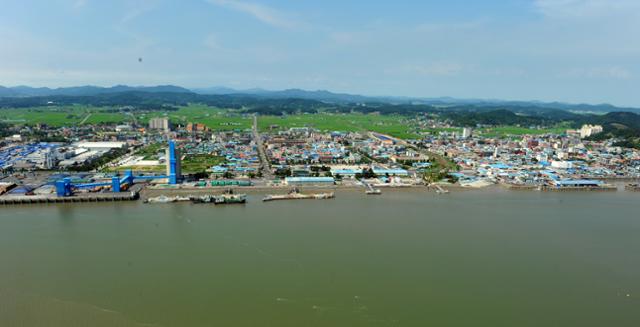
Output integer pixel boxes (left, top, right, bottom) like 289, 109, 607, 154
2, 189, 640, 326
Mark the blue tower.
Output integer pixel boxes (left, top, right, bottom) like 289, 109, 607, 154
55, 178, 73, 197
167, 141, 180, 185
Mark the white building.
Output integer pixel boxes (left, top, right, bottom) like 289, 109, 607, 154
149, 117, 171, 132
580, 125, 603, 139
462, 127, 473, 139
115, 125, 133, 132
75, 142, 126, 150
551, 161, 574, 169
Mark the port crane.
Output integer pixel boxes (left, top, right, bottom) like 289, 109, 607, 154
55, 141, 181, 196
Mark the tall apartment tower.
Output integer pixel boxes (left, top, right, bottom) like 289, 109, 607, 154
149, 117, 171, 132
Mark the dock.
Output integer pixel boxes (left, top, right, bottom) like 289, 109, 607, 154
0, 184, 143, 205
625, 184, 640, 191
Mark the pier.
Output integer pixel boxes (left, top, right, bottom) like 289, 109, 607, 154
0, 184, 143, 206
625, 184, 640, 191
0, 192, 139, 205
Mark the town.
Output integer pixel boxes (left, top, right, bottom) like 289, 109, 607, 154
2, 110, 640, 204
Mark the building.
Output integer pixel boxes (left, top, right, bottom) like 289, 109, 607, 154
284, 177, 335, 185
551, 179, 604, 189
390, 153, 428, 164
187, 123, 208, 132
580, 125, 603, 139
372, 168, 409, 176
462, 127, 473, 139
115, 125, 133, 132
75, 142, 126, 150
149, 117, 171, 132
166, 142, 181, 184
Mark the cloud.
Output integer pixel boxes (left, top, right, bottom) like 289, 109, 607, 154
73, 0, 87, 9
559, 66, 633, 79
386, 62, 464, 77
203, 34, 221, 50
206, 0, 297, 29
534, 0, 640, 19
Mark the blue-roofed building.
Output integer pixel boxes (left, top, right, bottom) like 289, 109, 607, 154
331, 168, 361, 177
372, 168, 409, 176
285, 177, 335, 185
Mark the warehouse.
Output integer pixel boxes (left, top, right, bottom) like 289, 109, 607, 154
284, 177, 335, 186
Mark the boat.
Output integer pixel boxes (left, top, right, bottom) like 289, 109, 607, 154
218, 193, 247, 204
365, 189, 382, 195
263, 188, 335, 202
435, 188, 449, 194
191, 189, 247, 204
145, 195, 191, 203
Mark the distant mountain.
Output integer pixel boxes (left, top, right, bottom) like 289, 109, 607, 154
0, 85, 192, 97
0, 86, 21, 97
191, 87, 640, 113
192, 87, 373, 103
2, 84, 639, 113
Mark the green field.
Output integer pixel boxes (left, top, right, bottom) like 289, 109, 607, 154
143, 104, 251, 131
181, 154, 225, 173
258, 113, 423, 139
479, 125, 569, 137
0, 106, 87, 126
0, 105, 133, 127
134, 143, 165, 160
0, 104, 249, 130
1, 104, 571, 139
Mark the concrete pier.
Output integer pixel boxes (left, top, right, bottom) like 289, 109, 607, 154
0, 192, 139, 205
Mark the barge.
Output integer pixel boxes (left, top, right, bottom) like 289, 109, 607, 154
263, 188, 335, 202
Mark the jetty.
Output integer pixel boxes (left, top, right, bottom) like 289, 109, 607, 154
263, 188, 334, 202
428, 183, 449, 194
625, 183, 640, 191
363, 181, 382, 195
0, 191, 139, 205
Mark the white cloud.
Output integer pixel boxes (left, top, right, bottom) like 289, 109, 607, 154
534, 0, 640, 19
119, 0, 158, 25
559, 66, 633, 79
206, 0, 297, 29
203, 34, 221, 50
73, 0, 88, 9
386, 62, 464, 77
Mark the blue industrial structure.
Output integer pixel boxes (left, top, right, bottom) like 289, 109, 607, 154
55, 170, 169, 197
168, 141, 179, 185
55, 141, 181, 197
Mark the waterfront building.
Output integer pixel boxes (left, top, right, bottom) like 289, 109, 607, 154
284, 176, 335, 185
372, 168, 409, 176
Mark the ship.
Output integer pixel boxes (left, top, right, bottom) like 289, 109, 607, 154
145, 195, 191, 203
262, 188, 335, 202
190, 189, 247, 204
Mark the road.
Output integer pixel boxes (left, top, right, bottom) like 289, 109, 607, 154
252, 115, 274, 179
80, 113, 92, 125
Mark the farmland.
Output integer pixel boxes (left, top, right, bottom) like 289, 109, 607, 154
142, 104, 251, 131
258, 113, 424, 139
1, 104, 575, 139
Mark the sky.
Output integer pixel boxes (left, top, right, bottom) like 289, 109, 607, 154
1, 0, 639, 106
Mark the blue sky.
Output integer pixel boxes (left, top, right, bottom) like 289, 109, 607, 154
1, 0, 639, 106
